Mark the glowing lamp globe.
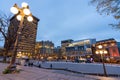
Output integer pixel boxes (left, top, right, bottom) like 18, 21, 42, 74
16, 15, 22, 21
98, 45, 102, 49
104, 50, 108, 54
10, 7, 18, 14
22, 2, 28, 8
27, 16, 33, 22
23, 8, 30, 15
95, 51, 99, 54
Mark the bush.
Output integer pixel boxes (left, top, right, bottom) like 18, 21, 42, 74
2, 68, 20, 74
2, 68, 11, 74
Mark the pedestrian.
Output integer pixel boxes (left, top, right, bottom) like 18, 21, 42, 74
38, 64, 41, 68
50, 64, 52, 69
28, 59, 33, 67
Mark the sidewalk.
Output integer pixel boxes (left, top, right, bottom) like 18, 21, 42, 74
0, 63, 119, 80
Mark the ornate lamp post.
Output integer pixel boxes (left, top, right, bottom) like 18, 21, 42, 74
95, 45, 108, 77
8, 2, 33, 69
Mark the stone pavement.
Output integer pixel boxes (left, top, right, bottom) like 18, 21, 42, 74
0, 63, 119, 80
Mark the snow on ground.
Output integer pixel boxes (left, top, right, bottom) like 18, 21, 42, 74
0, 63, 120, 80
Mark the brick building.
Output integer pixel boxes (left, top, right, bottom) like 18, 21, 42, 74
92, 38, 120, 62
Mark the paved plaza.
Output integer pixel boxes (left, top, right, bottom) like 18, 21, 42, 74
0, 63, 119, 80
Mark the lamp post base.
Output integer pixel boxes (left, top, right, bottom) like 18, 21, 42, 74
2, 64, 20, 74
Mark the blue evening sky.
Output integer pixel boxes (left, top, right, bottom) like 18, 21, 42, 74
0, 0, 120, 47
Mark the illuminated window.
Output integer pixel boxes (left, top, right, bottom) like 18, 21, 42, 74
111, 43, 115, 46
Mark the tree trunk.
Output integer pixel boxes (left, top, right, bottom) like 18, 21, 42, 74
3, 51, 7, 62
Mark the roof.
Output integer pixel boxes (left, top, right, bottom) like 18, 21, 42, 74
96, 38, 115, 43
72, 38, 96, 43
10, 15, 39, 22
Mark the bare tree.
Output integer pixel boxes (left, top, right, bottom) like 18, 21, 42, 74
90, 0, 120, 28
0, 12, 11, 62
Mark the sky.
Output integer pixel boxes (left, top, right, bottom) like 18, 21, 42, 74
0, 0, 120, 47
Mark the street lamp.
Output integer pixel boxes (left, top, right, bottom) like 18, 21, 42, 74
95, 45, 108, 77
8, 2, 33, 69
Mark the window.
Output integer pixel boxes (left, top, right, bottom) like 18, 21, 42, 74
112, 48, 116, 53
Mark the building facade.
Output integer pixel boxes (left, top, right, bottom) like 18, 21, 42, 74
66, 39, 96, 61
35, 41, 54, 60
5, 15, 39, 58
53, 46, 61, 60
92, 38, 120, 62
61, 39, 73, 59
117, 42, 120, 55
0, 47, 4, 56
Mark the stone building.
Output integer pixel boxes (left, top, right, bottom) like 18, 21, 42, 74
0, 47, 4, 56
4, 15, 39, 58
35, 41, 54, 60
53, 46, 61, 59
